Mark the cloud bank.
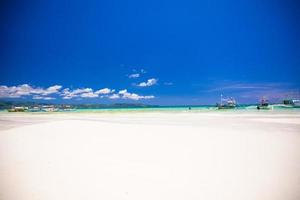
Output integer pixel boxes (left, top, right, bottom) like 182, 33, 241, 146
0, 84, 155, 101
0, 84, 62, 99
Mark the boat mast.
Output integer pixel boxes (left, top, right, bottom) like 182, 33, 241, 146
220, 94, 223, 106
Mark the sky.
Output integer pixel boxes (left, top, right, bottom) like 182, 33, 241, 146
0, 0, 300, 105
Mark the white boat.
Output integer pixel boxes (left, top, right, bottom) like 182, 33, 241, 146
41, 105, 58, 112
8, 106, 28, 112
283, 99, 300, 108
217, 95, 236, 109
28, 106, 42, 112
60, 105, 75, 111
257, 98, 271, 110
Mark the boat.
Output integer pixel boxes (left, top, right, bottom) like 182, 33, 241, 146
7, 106, 28, 112
217, 95, 236, 109
41, 105, 59, 112
283, 99, 300, 108
28, 106, 42, 112
60, 105, 75, 111
257, 98, 271, 110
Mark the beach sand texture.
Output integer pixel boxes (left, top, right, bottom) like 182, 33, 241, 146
1, 111, 300, 200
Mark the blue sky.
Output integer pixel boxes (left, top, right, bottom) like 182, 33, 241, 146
0, 0, 299, 105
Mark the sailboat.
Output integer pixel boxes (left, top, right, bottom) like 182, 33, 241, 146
41, 105, 59, 112
257, 97, 270, 110
217, 95, 236, 109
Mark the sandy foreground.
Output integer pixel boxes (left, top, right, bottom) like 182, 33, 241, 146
0, 111, 300, 200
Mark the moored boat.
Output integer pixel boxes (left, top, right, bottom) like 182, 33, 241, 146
217, 95, 236, 109
28, 106, 42, 112
41, 105, 59, 112
7, 106, 28, 112
60, 105, 75, 111
257, 98, 271, 110
283, 99, 300, 108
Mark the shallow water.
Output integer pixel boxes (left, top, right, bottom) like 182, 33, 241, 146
1, 104, 300, 114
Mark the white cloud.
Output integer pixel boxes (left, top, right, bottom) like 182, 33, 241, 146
72, 88, 93, 94
117, 89, 155, 100
80, 92, 98, 98
61, 88, 75, 99
0, 84, 62, 98
137, 78, 158, 87
0, 86, 18, 98
61, 88, 97, 99
108, 94, 120, 99
128, 73, 140, 79
61, 87, 115, 99
118, 89, 128, 94
41, 85, 62, 95
0, 84, 155, 101
95, 88, 115, 95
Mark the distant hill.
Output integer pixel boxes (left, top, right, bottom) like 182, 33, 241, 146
74, 103, 159, 109
0, 100, 159, 110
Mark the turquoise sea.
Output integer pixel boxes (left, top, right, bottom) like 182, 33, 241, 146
74, 105, 300, 113
1, 104, 300, 113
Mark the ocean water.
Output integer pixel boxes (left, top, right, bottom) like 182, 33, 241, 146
68, 105, 300, 114
1, 105, 300, 114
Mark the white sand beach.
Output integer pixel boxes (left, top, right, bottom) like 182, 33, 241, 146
0, 111, 300, 200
